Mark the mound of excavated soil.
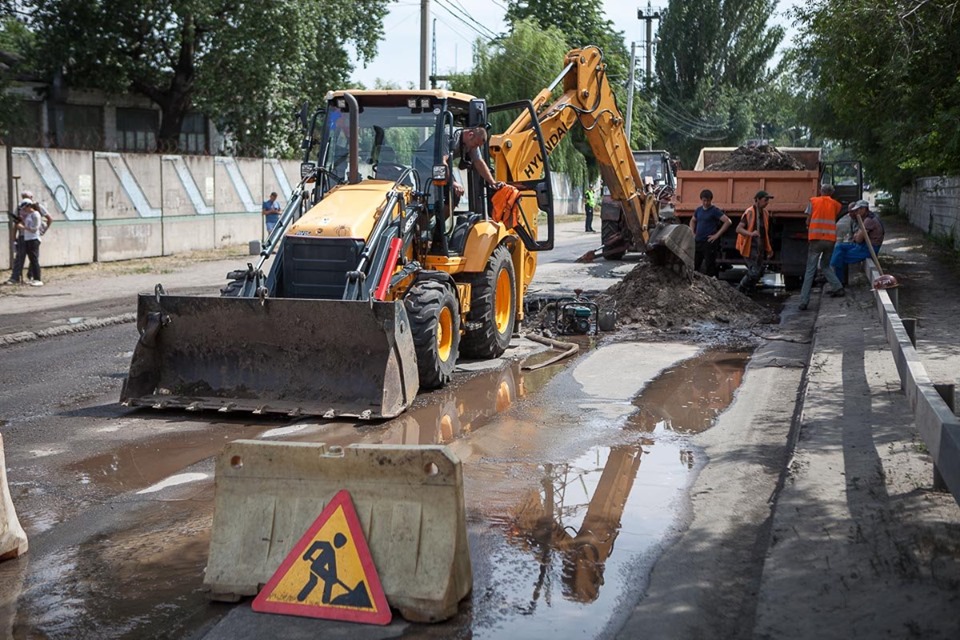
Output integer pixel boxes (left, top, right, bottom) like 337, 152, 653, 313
705, 145, 806, 171
596, 261, 776, 330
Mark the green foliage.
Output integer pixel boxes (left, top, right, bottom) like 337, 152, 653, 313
0, 15, 34, 138
654, 0, 784, 166
27, 0, 390, 154
505, 0, 630, 84
793, 0, 960, 189
450, 18, 589, 187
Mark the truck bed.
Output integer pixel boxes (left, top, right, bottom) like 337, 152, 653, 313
675, 170, 820, 219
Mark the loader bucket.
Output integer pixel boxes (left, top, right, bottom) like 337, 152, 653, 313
646, 222, 694, 272
120, 294, 420, 418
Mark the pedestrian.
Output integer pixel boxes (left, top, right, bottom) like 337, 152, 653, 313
18, 201, 44, 286
829, 199, 884, 281
735, 190, 774, 293
6, 192, 50, 286
688, 189, 731, 277
798, 184, 845, 310
262, 192, 281, 235
584, 187, 596, 232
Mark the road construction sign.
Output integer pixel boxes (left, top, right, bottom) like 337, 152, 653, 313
252, 490, 391, 625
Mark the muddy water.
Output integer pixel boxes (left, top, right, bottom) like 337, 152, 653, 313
65, 422, 275, 495
2, 346, 750, 639
4, 502, 224, 639
444, 347, 751, 638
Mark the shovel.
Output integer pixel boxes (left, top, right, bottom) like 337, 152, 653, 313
854, 212, 899, 289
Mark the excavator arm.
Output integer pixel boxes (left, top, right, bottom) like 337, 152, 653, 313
489, 46, 693, 269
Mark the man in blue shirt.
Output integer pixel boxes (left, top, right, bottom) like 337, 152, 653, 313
262, 192, 281, 235
688, 189, 732, 276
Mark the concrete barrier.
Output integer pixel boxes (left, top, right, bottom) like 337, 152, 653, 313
865, 260, 960, 505
0, 433, 28, 561
204, 441, 472, 622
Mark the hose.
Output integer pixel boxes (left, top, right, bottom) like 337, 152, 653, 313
521, 333, 580, 371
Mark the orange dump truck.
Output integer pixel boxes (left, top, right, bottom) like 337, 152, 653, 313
675, 147, 860, 289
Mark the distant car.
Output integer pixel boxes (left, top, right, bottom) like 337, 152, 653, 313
875, 190, 893, 203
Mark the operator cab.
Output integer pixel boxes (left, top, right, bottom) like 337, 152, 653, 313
313, 91, 491, 256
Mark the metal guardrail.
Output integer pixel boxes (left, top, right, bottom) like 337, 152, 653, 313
865, 260, 960, 506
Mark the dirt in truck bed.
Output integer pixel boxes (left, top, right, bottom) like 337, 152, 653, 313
705, 145, 807, 171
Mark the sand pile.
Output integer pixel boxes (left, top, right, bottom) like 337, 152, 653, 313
705, 145, 806, 171
596, 260, 776, 330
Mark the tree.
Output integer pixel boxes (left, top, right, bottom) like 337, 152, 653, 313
792, 0, 960, 189
28, 0, 390, 154
505, 0, 630, 84
654, 0, 784, 165
502, 0, 656, 150
450, 18, 590, 188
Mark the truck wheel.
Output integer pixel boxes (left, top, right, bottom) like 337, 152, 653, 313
461, 244, 516, 359
601, 219, 626, 260
405, 280, 460, 389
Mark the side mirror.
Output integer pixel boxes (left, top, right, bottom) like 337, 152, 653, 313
297, 103, 310, 133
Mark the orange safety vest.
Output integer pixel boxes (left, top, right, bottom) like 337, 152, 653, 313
491, 184, 521, 228
736, 205, 773, 258
808, 195, 842, 242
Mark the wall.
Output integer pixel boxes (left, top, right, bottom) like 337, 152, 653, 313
3, 146, 301, 268
900, 177, 960, 250
2, 145, 581, 268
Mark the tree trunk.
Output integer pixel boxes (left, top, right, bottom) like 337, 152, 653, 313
135, 14, 197, 153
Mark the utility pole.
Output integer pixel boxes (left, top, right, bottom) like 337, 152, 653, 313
430, 18, 438, 89
638, 2, 660, 91
625, 41, 637, 145
420, 0, 430, 90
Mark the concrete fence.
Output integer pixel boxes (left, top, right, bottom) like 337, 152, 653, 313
2, 145, 584, 270
900, 176, 960, 250
1, 146, 304, 270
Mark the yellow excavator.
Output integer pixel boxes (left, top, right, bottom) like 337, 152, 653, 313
121, 46, 694, 418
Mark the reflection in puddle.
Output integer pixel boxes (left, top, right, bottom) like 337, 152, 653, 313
466, 348, 749, 638
628, 350, 749, 434
66, 423, 269, 493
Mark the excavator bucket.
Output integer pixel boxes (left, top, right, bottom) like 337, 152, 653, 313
120, 293, 420, 418
646, 222, 695, 271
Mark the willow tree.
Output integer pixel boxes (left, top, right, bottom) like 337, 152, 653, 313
450, 18, 589, 188
654, 0, 783, 165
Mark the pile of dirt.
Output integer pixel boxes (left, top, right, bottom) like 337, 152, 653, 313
705, 145, 806, 171
596, 261, 777, 330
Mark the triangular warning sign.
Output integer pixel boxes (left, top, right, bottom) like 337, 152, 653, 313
252, 490, 391, 625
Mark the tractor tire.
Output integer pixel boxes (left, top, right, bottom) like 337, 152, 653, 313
461, 244, 516, 359
405, 280, 460, 389
601, 219, 626, 261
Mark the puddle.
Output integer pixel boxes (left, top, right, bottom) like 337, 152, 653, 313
626, 350, 750, 434
5, 345, 751, 639
277, 361, 566, 449
66, 422, 270, 493
6, 504, 226, 639
440, 347, 750, 638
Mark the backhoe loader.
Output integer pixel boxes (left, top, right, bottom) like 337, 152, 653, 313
120, 46, 693, 418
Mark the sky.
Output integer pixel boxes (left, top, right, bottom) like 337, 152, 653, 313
351, 0, 802, 88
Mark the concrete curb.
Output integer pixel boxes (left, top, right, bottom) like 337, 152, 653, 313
864, 259, 960, 504
0, 313, 136, 347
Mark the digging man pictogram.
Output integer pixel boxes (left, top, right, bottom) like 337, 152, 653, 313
296, 532, 372, 608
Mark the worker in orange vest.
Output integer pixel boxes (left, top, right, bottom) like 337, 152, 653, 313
735, 190, 775, 293
798, 183, 845, 310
